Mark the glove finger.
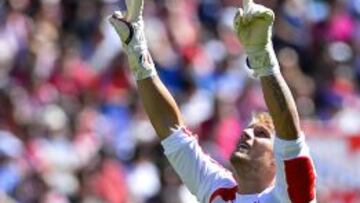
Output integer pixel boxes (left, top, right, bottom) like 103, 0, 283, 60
243, 3, 258, 24
252, 7, 274, 21
234, 8, 245, 28
113, 10, 125, 19
234, 8, 250, 42
126, 0, 144, 22
109, 11, 132, 44
242, 0, 253, 13
245, 4, 274, 22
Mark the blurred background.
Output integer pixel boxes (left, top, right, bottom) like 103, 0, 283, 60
0, 0, 360, 202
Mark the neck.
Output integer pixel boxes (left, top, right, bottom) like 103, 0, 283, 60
232, 162, 275, 194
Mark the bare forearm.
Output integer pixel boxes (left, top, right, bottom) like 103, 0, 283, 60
260, 73, 301, 140
137, 76, 184, 139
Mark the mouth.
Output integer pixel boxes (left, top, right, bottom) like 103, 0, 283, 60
236, 142, 251, 152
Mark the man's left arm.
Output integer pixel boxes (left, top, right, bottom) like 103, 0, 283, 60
260, 74, 300, 140
234, 1, 316, 201
261, 66, 317, 203
257, 26, 318, 203
235, 0, 301, 140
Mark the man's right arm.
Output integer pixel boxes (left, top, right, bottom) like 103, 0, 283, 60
109, 3, 237, 202
109, 0, 183, 139
137, 76, 184, 139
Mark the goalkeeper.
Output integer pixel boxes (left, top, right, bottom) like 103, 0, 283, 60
109, 0, 316, 202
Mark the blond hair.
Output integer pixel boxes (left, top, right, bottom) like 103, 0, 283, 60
249, 112, 275, 134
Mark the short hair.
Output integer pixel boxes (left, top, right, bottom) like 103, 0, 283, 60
249, 112, 275, 135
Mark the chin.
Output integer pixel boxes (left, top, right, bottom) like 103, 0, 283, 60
230, 151, 250, 165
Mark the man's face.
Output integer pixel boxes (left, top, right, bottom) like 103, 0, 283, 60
230, 123, 275, 166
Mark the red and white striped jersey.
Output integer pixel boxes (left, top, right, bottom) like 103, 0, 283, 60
161, 128, 316, 203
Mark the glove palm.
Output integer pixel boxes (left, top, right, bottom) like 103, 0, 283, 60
234, 2, 279, 77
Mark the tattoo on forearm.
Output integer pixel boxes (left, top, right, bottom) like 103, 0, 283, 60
268, 78, 287, 112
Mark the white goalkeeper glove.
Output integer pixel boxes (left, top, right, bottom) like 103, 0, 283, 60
234, 0, 280, 78
109, 0, 156, 80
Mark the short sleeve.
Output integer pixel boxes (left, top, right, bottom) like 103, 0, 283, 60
161, 127, 237, 203
273, 133, 317, 203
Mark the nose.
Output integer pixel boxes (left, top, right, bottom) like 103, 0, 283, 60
242, 128, 254, 140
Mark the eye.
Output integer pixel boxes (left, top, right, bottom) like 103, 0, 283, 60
255, 126, 270, 138
257, 131, 268, 138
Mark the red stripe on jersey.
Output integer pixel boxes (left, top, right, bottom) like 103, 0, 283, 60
209, 186, 238, 203
284, 157, 316, 203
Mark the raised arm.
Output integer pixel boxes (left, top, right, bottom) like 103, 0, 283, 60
260, 75, 301, 140
109, 0, 183, 139
234, 0, 301, 140
109, 4, 237, 202
233, 3, 316, 201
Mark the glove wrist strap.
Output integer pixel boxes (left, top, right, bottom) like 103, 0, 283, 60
127, 49, 157, 80
123, 21, 157, 80
246, 43, 280, 78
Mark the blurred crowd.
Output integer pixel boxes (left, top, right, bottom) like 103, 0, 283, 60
0, 0, 360, 202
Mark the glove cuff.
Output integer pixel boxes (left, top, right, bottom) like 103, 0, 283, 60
246, 43, 280, 78
127, 49, 157, 80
